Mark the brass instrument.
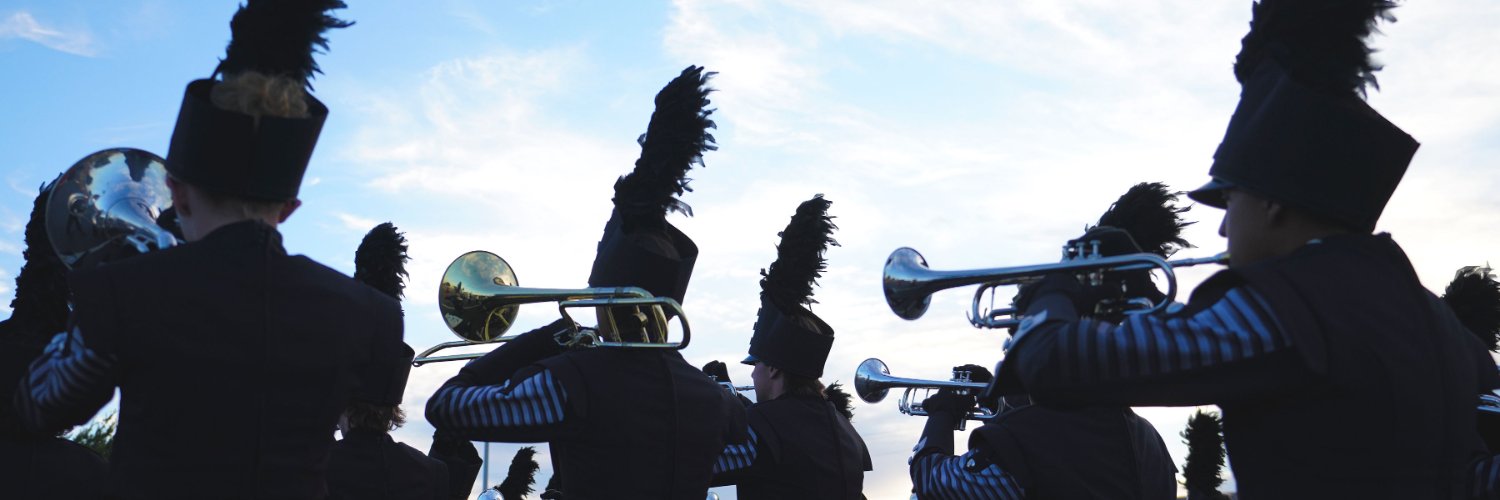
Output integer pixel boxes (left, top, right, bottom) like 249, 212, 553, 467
884, 238, 1228, 328
707, 375, 754, 396
46, 148, 180, 268
414, 250, 692, 366
854, 358, 993, 430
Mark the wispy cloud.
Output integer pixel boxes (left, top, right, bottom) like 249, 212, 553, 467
0, 11, 98, 57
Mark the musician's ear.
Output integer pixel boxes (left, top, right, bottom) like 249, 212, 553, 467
276, 198, 301, 223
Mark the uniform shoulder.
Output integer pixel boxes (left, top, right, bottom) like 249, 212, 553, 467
287, 255, 401, 309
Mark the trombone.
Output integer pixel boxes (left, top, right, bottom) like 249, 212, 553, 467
853, 358, 994, 430
883, 238, 1228, 328
413, 250, 692, 366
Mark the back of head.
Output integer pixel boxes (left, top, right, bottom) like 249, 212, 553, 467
166, 0, 350, 207
1190, 0, 1416, 233
745, 195, 839, 379
347, 223, 414, 423
587, 66, 717, 339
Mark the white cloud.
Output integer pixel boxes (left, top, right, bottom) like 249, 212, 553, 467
0, 11, 97, 57
334, 212, 379, 233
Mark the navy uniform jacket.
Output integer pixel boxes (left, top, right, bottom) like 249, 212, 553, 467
328, 430, 449, 500
0, 433, 108, 499
15, 221, 406, 500
711, 393, 871, 499
1005, 234, 1498, 499
910, 405, 1175, 500
426, 322, 748, 499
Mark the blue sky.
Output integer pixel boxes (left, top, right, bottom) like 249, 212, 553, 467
4, 1, 1499, 497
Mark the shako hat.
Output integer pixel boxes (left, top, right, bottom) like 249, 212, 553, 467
1188, 0, 1417, 232
352, 222, 414, 405
587, 66, 717, 305
743, 195, 839, 378
165, 0, 351, 201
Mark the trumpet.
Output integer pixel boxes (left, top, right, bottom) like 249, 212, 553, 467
853, 358, 994, 430
708, 376, 755, 396
884, 239, 1228, 328
413, 251, 692, 366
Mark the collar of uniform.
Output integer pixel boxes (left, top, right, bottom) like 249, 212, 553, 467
198, 220, 286, 255
341, 428, 393, 443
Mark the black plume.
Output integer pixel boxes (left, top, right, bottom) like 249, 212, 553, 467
760, 195, 838, 309
498, 446, 540, 500
353, 223, 409, 300
1443, 266, 1500, 352
1091, 182, 1194, 258
216, 0, 353, 87
611, 66, 717, 230
1234, 0, 1398, 98
7, 183, 69, 339
1181, 410, 1229, 500
825, 381, 855, 421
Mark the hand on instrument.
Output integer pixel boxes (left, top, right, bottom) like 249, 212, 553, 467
702, 360, 732, 384
1015, 226, 1149, 318
922, 389, 977, 417
553, 324, 596, 349
953, 364, 993, 384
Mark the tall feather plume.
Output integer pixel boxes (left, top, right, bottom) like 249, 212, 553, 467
760, 195, 838, 309
1233, 0, 1398, 98
1091, 182, 1194, 258
825, 381, 855, 421
498, 446, 540, 500
354, 223, 409, 300
1442, 266, 1500, 352
216, 0, 353, 88
611, 66, 717, 230
6, 183, 69, 338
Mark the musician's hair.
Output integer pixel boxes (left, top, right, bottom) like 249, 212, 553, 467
343, 400, 406, 432
211, 71, 311, 119
781, 371, 826, 399
176, 71, 308, 213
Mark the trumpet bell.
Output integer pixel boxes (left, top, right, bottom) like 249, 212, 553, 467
438, 250, 521, 342
854, 358, 892, 403
883, 248, 933, 321
47, 148, 179, 269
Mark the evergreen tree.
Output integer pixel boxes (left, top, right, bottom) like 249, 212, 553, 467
1181, 409, 1227, 500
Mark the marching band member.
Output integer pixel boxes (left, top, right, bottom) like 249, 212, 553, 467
15, 2, 406, 498
328, 224, 450, 500
0, 185, 107, 498
909, 183, 1181, 500
998, 2, 1498, 497
425, 66, 748, 499
709, 195, 872, 499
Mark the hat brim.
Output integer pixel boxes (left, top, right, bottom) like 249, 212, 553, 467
740, 354, 760, 366
1187, 178, 1233, 209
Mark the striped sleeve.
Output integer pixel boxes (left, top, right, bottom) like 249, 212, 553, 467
427, 368, 569, 440
712, 426, 759, 475
910, 450, 1025, 500
16, 329, 118, 433
1009, 286, 1298, 406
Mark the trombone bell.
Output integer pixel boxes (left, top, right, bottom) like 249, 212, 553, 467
416, 250, 693, 366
